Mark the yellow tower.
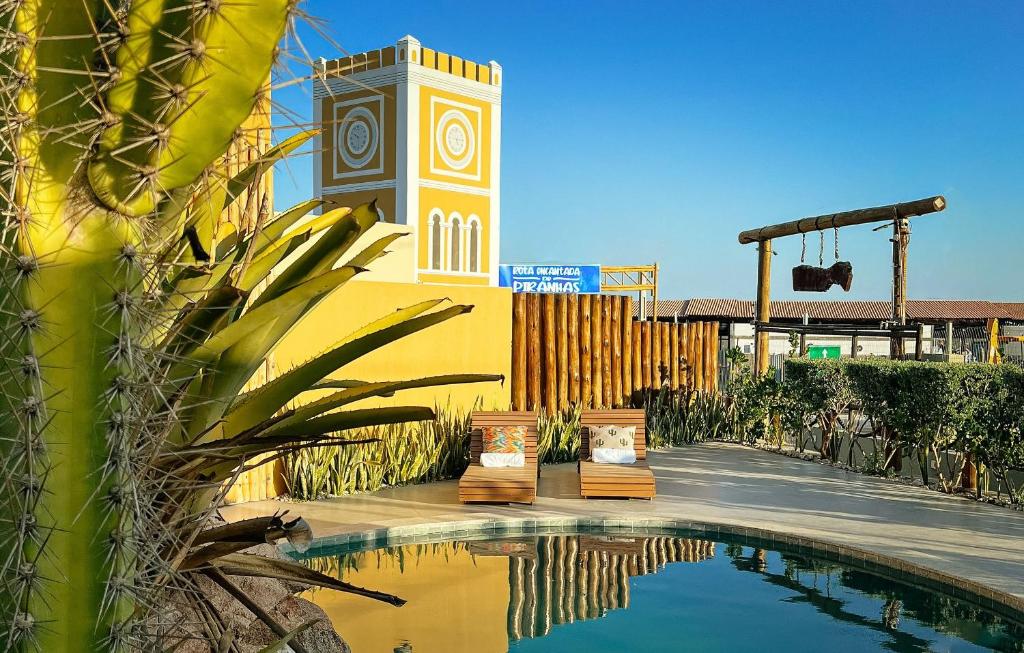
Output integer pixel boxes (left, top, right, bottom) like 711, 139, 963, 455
314, 36, 502, 286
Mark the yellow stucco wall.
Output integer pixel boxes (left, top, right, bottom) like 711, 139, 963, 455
272, 279, 512, 412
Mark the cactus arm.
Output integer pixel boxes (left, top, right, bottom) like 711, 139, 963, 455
6, 1, 145, 650
88, 0, 290, 215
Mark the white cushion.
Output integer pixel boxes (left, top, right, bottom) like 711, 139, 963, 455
592, 447, 637, 464
589, 425, 636, 452
480, 452, 525, 468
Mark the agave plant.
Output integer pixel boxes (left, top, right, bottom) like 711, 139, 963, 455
0, 1, 499, 650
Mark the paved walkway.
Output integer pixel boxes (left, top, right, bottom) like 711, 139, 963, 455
223, 443, 1024, 600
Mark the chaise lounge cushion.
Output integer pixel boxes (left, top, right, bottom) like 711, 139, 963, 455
480, 452, 525, 468
589, 425, 635, 455
482, 425, 527, 454
592, 447, 637, 464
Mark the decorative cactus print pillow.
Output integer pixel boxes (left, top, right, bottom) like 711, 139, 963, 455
589, 425, 635, 454
482, 425, 527, 455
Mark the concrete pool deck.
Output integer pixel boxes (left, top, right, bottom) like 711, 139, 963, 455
223, 442, 1024, 604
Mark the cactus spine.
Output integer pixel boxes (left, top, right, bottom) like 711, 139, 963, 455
1, 0, 288, 649
2, 3, 503, 650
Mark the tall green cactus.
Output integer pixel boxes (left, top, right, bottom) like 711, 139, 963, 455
0, 2, 501, 650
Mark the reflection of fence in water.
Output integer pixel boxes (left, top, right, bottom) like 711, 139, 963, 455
502, 535, 715, 641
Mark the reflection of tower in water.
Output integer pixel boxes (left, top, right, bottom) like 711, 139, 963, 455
474, 535, 715, 641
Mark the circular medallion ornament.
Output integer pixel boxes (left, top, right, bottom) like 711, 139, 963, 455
435, 109, 475, 171
338, 107, 378, 169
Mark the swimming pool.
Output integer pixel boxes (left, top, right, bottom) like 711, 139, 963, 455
297, 529, 1024, 652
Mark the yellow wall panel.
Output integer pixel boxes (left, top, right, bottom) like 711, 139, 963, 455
273, 280, 512, 412
418, 87, 491, 188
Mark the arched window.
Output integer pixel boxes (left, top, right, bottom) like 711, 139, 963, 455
449, 214, 462, 272
467, 216, 481, 273
429, 211, 443, 270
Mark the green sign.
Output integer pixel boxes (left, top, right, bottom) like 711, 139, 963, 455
807, 346, 841, 360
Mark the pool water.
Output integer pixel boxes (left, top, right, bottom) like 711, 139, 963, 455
299, 532, 1024, 653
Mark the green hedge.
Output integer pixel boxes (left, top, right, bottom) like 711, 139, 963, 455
782, 359, 1024, 501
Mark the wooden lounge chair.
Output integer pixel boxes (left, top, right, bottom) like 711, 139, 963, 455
579, 409, 656, 499
458, 411, 538, 504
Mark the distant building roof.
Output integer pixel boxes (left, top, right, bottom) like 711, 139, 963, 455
635, 298, 1024, 324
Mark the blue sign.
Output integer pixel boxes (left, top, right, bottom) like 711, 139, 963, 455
498, 264, 601, 294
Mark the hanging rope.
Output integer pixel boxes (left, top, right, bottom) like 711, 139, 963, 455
800, 233, 806, 263
834, 224, 840, 261
818, 230, 824, 266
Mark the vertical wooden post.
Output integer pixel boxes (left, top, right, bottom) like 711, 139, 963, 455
891, 219, 909, 359
512, 293, 527, 410
543, 294, 557, 414
610, 296, 623, 407
915, 323, 925, 361
755, 240, 772, 376
579, 295, 592, 408
631, 321, 642, 396
944, 319, 954, 359
710, 321, 721, 392
704, 321, 716, 391
851, 334, 859, 359
680, 323, 689, 391
591, 295, 604, 408
664, 324, 672, 388
693, 321, 705, 392
601, 296, 613, 408
651, 322, 662, 389
670, 324, 679, 390
640, 322, 651, 392
622, 297, 633, 406
556, 294, 569, 411
567, 295, 580, 405
527, 293, 542, 411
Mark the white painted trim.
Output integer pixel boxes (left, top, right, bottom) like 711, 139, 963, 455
395, 74, 408, 225
426, 209, 444, 271
320, 179, 397, 195
488, 96, 502, 286
314, 66, 501, 104
332, 95, 385, 180
467, 214, 482, 273
416, 268, 490, 279
313, 92, 323, 211
418, 178, 490, 196
428, 97, 482, 182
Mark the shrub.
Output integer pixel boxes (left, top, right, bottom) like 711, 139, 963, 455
781, 359, 1024, 502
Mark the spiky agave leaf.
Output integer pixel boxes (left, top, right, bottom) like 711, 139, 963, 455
0, 0, 503, 650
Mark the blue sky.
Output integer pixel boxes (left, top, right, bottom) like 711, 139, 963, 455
274, 1, 1024, 301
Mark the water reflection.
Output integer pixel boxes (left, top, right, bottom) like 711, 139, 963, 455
495, 535, 714, 640
302, 535, 1024, 653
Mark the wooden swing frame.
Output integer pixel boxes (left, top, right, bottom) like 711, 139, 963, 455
737, 196, 947, 375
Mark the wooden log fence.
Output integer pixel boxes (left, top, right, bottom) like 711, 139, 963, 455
511, 293, 721, 413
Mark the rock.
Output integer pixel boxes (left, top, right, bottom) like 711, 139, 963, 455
159, 543, 349, 653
